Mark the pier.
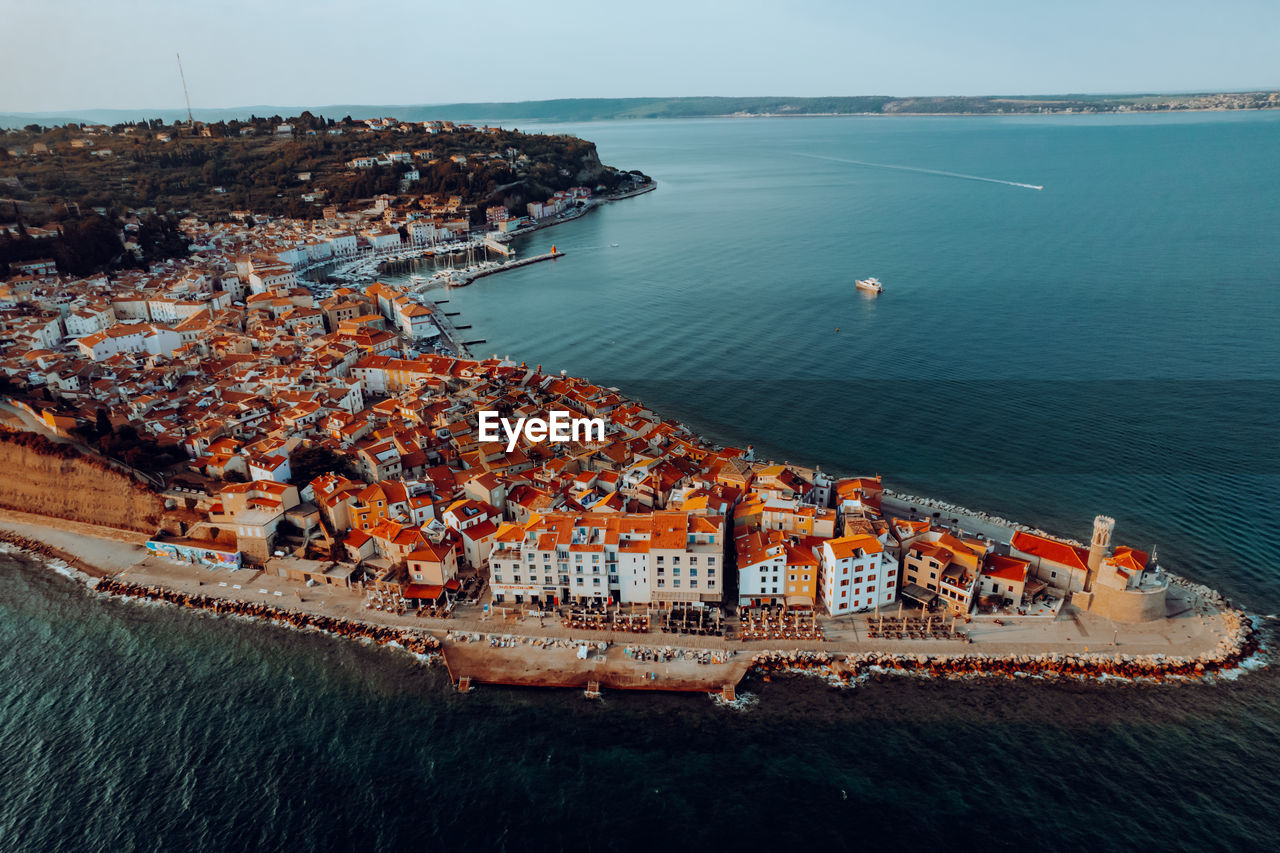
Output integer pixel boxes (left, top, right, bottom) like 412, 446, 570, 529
464, 249, 565, 284
416, 295, 472, 357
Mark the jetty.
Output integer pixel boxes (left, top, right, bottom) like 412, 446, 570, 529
463, 248, 565, 284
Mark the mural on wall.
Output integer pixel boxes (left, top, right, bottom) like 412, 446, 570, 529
146, 540, 242, 569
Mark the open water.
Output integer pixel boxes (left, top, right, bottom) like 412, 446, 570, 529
4, 114, 1280, 851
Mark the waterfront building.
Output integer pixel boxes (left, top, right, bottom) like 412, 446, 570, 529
736, 528, 787, 606
1011, 517, 1168, 621
818, 534, 897, 616
978, 554, 1032, 607
487, 511, 724, 607
1010, 529, 1091, 594
900, 529, 990, 614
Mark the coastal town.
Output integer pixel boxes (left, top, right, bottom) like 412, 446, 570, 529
0, 118, 1259, 696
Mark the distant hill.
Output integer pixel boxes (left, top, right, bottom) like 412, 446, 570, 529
3, 91, 1276, 129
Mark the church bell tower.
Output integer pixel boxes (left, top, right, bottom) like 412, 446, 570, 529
1086, 515, 1115, 590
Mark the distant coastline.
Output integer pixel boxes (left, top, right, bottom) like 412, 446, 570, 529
4, 91, 1277, 129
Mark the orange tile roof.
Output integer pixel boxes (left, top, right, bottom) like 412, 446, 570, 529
984, 554, 1030, 583
1011, 531, 1089, 572
826, 534, 883, 559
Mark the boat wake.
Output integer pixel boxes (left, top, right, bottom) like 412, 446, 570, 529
793, 152, 1043, 190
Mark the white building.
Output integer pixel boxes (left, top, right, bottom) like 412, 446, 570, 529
736, 528, 787, 606
64, 303, 116, 340
818, 534, 897, 616
487, 511, 724, 607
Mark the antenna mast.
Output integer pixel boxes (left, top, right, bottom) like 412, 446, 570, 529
176, 52, 194, 125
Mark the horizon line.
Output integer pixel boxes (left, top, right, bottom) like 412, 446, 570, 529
4, 88, 1279, 118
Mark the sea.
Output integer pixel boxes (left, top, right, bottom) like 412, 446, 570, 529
3, 113, 1279, 851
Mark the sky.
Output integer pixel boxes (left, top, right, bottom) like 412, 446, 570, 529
3, 0, 1278, 113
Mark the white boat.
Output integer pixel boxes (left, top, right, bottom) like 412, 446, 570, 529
856, 277, 884, 294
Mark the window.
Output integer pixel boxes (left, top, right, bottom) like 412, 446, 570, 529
691, 580, 698, 588
657, 579, 665, 588
708, 557, 716, 564
690, 557, 697, 565
673, 556, 680, 565
690, 568, 698, 577
493, 574, 502, 583
673, 568, 681, 576
656, 556, 664, 564
513, 575, 520, 583
840, 579, 849, 587
673, 580, 681, 588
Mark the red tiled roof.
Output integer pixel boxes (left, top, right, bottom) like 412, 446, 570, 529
1011, 531, 1089, 572
984, 554, 1030, 583
403, 583, 443, 599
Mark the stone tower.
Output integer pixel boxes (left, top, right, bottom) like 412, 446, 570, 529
1086, 515, 1115, 589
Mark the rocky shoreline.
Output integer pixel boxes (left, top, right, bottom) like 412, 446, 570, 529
92, 577, 442, 658
748, 606, 1261, 685
1, 528, 1267, 693
0, 529, 110, 577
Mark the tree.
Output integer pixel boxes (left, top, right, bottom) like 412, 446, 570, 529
288, 444, 356, 486
94, 407, 111, 439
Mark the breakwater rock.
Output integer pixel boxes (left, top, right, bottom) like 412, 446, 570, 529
0, 530, 69, 561
95, 578, 441, 657
881, 489, 1075, 543
746, 611, 1261, 684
